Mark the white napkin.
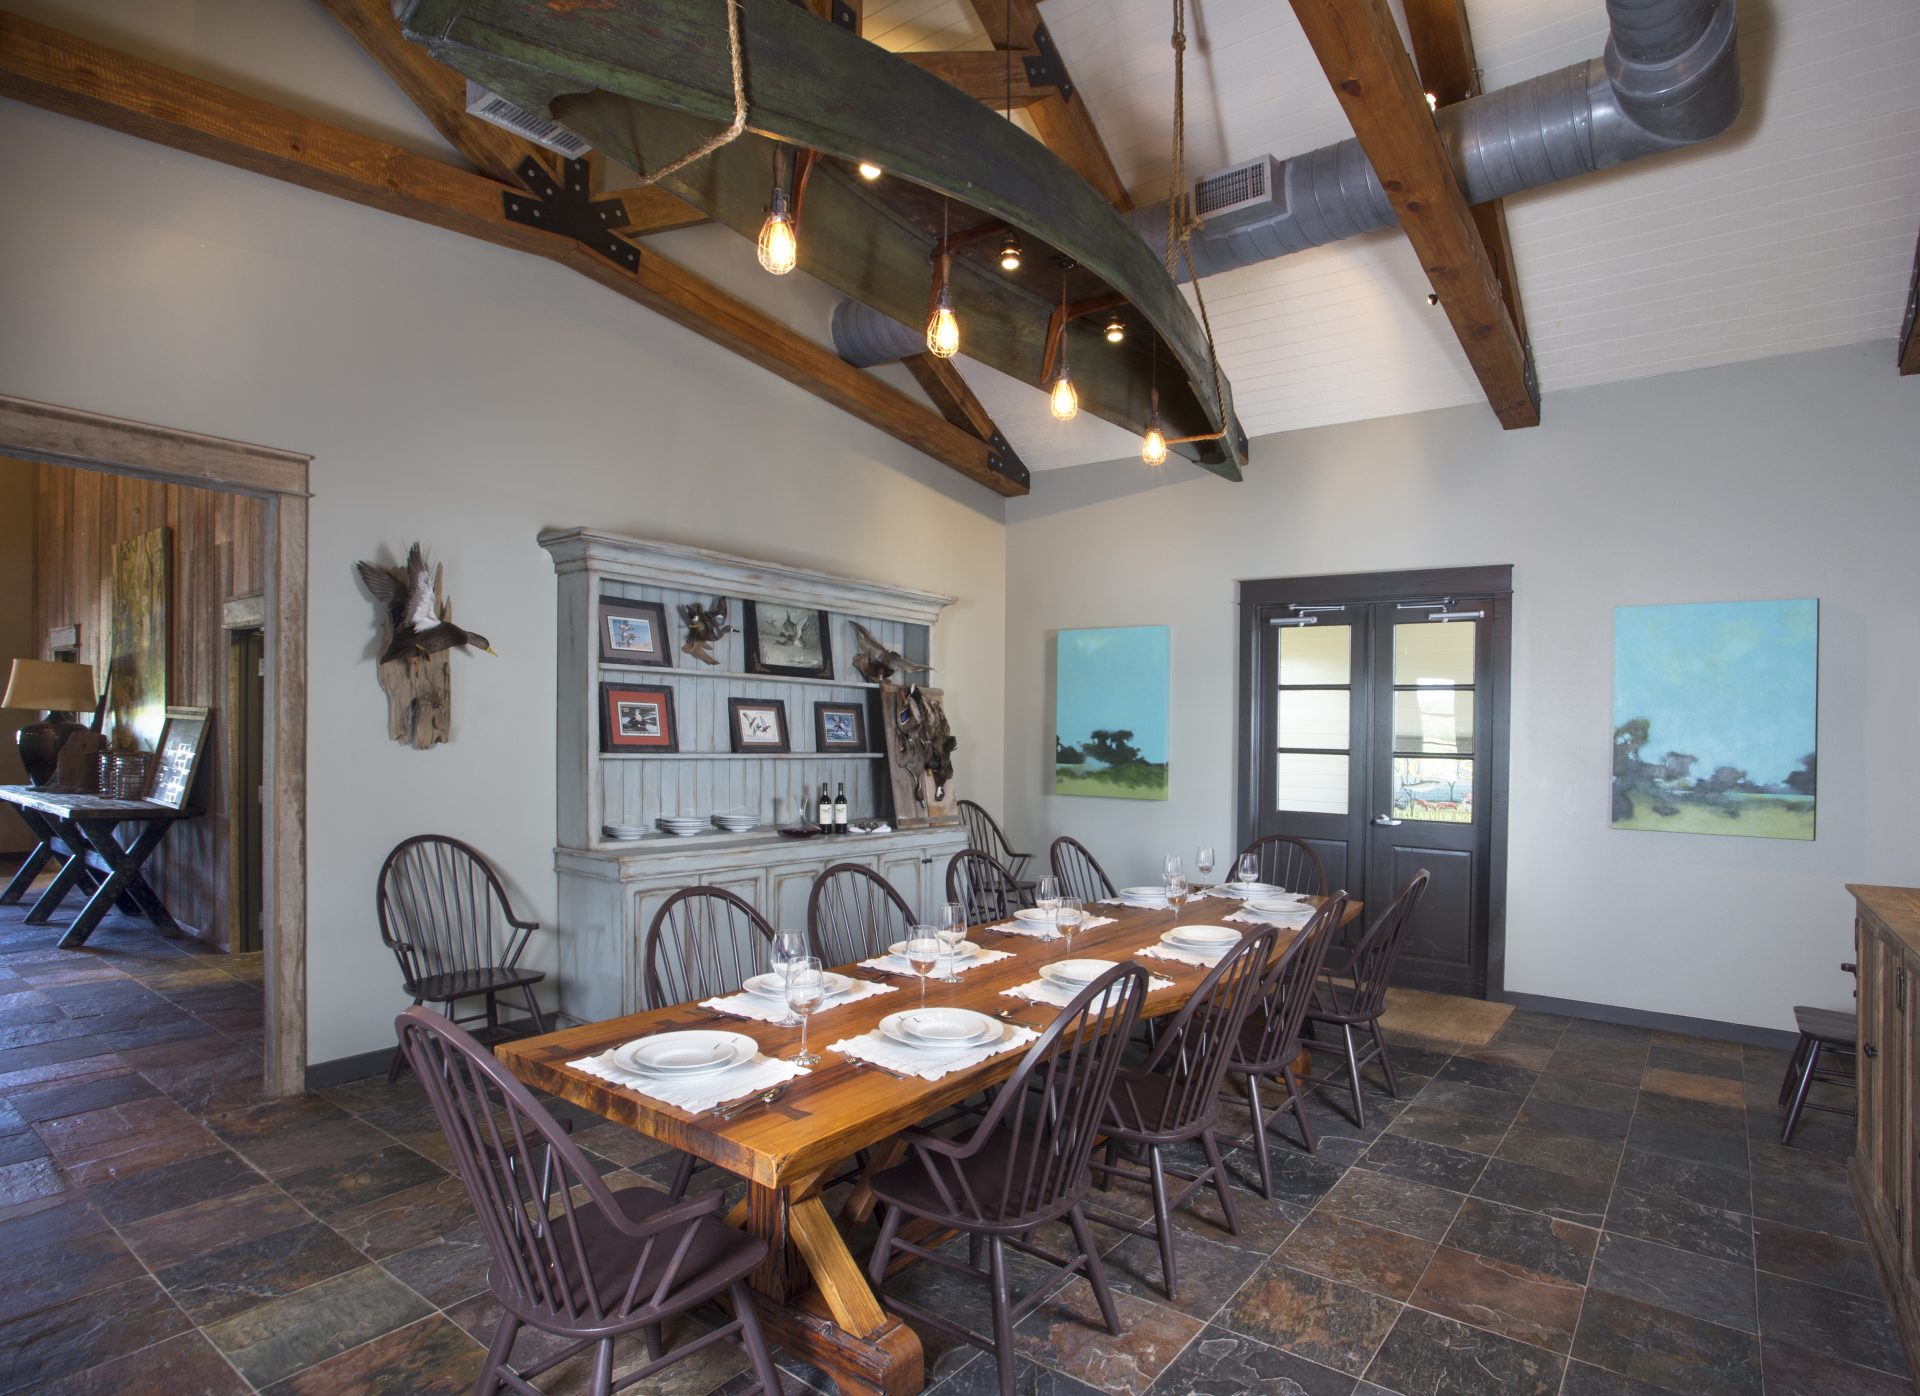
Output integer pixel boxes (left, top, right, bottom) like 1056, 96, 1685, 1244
1001, 972, 1176, 1008
567, 1049, 808, 1114
1135, 942, 1225, 969
1198, 887, 1248, 901
699, 978, 897, 1024
1226, 907, 1313, 927
858, 948, 1017, 978
986, 915, 1117, 941
829, 1024, 1038, 1081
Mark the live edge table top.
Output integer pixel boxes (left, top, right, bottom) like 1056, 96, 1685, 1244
496, 895, 1359, 1191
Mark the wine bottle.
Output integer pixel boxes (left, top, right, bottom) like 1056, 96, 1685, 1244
833, 782, 849, 835
817, 781, 832, 835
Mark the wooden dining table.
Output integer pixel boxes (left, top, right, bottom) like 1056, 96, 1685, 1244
497, 893, 1360, 1396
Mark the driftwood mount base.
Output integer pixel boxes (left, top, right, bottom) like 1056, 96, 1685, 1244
375, 562, 452, 750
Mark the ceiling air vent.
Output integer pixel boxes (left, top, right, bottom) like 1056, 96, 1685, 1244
1192, 155, 1285, 232
465, 81, 592, 159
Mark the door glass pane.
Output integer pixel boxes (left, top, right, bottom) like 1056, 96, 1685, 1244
1393, 757, 1473, 822
1277, 753, 1348, 814
1280, 689, 1349, 749
1394, 621, 1475, 685
1393, 691, 1475, 755
1280, 624, 1350, 685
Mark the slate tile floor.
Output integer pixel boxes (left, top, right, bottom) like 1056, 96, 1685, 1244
0, 885, 1901, 1396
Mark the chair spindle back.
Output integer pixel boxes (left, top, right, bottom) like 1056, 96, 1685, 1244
946, 849, 1023, 927
1233, 835, 1329, 897
1049, 836, 1116, 904
1240, 894, 1348, 1070
1341, 869, 1431, 1019
377, 835, 532, 991
644, 886, 778, 1008
808, 864, 917, 966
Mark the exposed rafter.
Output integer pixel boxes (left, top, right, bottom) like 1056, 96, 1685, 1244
1900, 224, 1919, 377
898, 50, 1046, 109
1402, 0, 1531, 368
0, 12, 1024, 495
1290, 0, 1540, 429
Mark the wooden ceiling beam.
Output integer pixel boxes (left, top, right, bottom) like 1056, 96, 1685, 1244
1290, 0, 1539, 428
310, 0, 705, 236
0, 11, 1021, 495
1899, 224, 1919, 376
903, 355, 1000, 441
962, 0, 1133, 211
898, 50, 1046, 109
1402, 0, 1532, 366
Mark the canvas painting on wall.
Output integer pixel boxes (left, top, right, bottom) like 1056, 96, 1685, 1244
1612, 599, 1817, 840
110, 526, 170, 752
1055, 625, 1169, 800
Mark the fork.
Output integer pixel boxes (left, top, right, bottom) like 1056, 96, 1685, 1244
712, 1083, 789, 1121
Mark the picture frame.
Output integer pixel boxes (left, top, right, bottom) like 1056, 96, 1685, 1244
743, 601, 834, 679
728, 697, 791, 753
147, 705, 212, 809
598, 595, 673, 668
599, 682, 678, 753
814, 701, 868, 753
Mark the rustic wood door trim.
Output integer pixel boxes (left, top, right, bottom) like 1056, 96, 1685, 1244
0, 394, 310, 1095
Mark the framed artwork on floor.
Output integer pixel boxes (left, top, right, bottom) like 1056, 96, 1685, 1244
744, 602, 834, 679
598, 595, 673, 668
814, 701, 867, 753
146, 706, 211, 808
728, 697, 791, 753
600, 682, 678, 753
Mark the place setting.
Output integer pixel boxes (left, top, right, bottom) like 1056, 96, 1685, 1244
857, 920, 1014, 982
1136, 920, 1250, 968
828, 1004, 1037, 1082
700, 929, 896, 1024
1002, 955, 1173, 1009
985, 880, 1116, 941
567, 1026, 808, 1114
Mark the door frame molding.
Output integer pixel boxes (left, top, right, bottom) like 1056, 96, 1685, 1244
1236, 564, 1512, 998
0, 394, 310, 1094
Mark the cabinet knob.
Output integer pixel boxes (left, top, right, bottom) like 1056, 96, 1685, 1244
1864, 1042, 1879, 1058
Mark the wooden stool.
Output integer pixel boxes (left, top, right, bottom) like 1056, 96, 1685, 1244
1779, 1005, 1857, 1144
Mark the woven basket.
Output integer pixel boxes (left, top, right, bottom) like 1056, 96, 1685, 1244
98, 752, 156, 801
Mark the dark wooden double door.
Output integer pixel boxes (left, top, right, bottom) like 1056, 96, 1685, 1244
1238, 566, 1511, 997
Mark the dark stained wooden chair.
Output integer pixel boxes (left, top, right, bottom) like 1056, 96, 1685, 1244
1089, 925, 1278, 1300
867, 963, 1151, 1396
1049, 835, 1116, 904
1300, 869, 1430, 1128
946, 849, 1025, 927
1226, 894, 1349, 1195
377, 834, 547, 1084
1780, 997, 1857, 1144
1231, 833, 1328, 896
395, 1008, 784, 1396
807, 863, 916, 966
957, 800, 1036, 896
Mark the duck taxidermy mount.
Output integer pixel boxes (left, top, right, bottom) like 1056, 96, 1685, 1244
355, 543, 494, 749
678, 597, 732, 666
850, 621, 931, 686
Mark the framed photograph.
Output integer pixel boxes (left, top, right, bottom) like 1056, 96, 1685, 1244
744, 602, 834, 679
599, 682, 678, 753
147, 706, 211, 809
814, 701, 867, 753
728, 697, 791, 753
598, 595, 672, 668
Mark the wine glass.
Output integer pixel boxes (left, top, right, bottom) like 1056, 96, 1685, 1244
1055, 897, 1083, 953
904, 930, 942, 1007
785, 957, 825, 1066
1164, 870, 1187, 924
935, 906, 967, 984
1196, 846, 1216, 882
1236, 852, 1259, 888
771, 929, 808, 1025
1034, 874, 1060, 923
1163, 853, 1183, 882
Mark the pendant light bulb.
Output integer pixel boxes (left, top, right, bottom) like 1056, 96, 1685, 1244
998, 231, 1023, 273
756, 189, 797, 275
856, 160, 883, 180
1141, 413, 1168, 466
1105, 316, 1125, 344
926, 285, 960, 359
1049, 366, 1079, 422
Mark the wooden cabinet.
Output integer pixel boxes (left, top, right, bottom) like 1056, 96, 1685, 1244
1848, 884, 1920, 1373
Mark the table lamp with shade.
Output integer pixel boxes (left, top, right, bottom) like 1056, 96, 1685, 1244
3, 660, 99, 788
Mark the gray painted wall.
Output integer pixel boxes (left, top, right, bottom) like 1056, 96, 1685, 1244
1003, 343, 1920, 1031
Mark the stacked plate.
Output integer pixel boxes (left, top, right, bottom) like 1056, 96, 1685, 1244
1160, 924, 1241, 958
877, 1008, 1002, 1052
1220, 879, 1281, 898
1117, 885, 1171, 909
890, 938, 982, 963
711, 813, 758, 833
656, 816, 709, 837
1246, 894, 1310, 917
742, 970, 854, 1000
1013, 906, 1060, 926
1039, 958, 1116, 991
612, 1030, 756, 1079
603, 823, 649, 841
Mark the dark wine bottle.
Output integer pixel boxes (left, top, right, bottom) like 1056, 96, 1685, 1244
816, 781, 832, 835
833, 782, 849, 835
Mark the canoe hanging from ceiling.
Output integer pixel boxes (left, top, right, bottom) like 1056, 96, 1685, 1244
396, 0, 1249, 478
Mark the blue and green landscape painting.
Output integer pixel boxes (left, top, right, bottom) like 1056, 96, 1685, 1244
1055, 626, 1169, 800
1612, 599, 1817, 840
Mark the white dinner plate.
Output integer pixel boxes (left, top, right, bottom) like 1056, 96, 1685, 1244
1246, 896, 1310, 917
742, 971, 853, 1000
1013, 907, 1059, 923
1119, 886, 1166, 900
879, 1010, 1002, 1052
1222, 880, 1281, 896
889, 939, 981, 960
613, 1031, 756, 1077
1040, 958, 1117, 988
1165, 924, 1241, 952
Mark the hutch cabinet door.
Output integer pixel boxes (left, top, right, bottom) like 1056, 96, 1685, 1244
770, 858, 827, 934
1860, 918, 1888, 1211
880, 848, 940, 922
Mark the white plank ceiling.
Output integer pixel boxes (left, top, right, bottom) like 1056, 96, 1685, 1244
864, 0, 1920, 471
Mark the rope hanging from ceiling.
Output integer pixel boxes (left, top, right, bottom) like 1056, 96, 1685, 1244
630, 0, 750, 187
1164, 0, 1230, 445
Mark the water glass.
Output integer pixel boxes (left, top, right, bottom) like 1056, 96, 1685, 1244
1236, 852, 1259, 886
771, 928, 808, 1024
1196, 846, 1216, 879
1164, 872, 1187, 923
1034, 874, 1060, 919
904, 930, 942, 1006
935, 913, 967, 984
1055, 897, 1083, 952
785, 956, 825, 1066
1163, 854, 1183, 882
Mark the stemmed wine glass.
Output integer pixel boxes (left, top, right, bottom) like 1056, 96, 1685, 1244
1164, 868, 1187, 924
1055, 897, 1083, 954
1236, 851, 1259, 888
1196, 846, 1216, 884
935, 902, 968, 983
1034, 875, 1060, 923
785, 957, 825, 1067
771, 929, 808, 1025
904, 929, 942, 1007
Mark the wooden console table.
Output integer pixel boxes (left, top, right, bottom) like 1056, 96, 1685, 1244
0, 786, 199, 947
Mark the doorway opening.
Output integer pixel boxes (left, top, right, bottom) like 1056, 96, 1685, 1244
1237, 565, 1512, 998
